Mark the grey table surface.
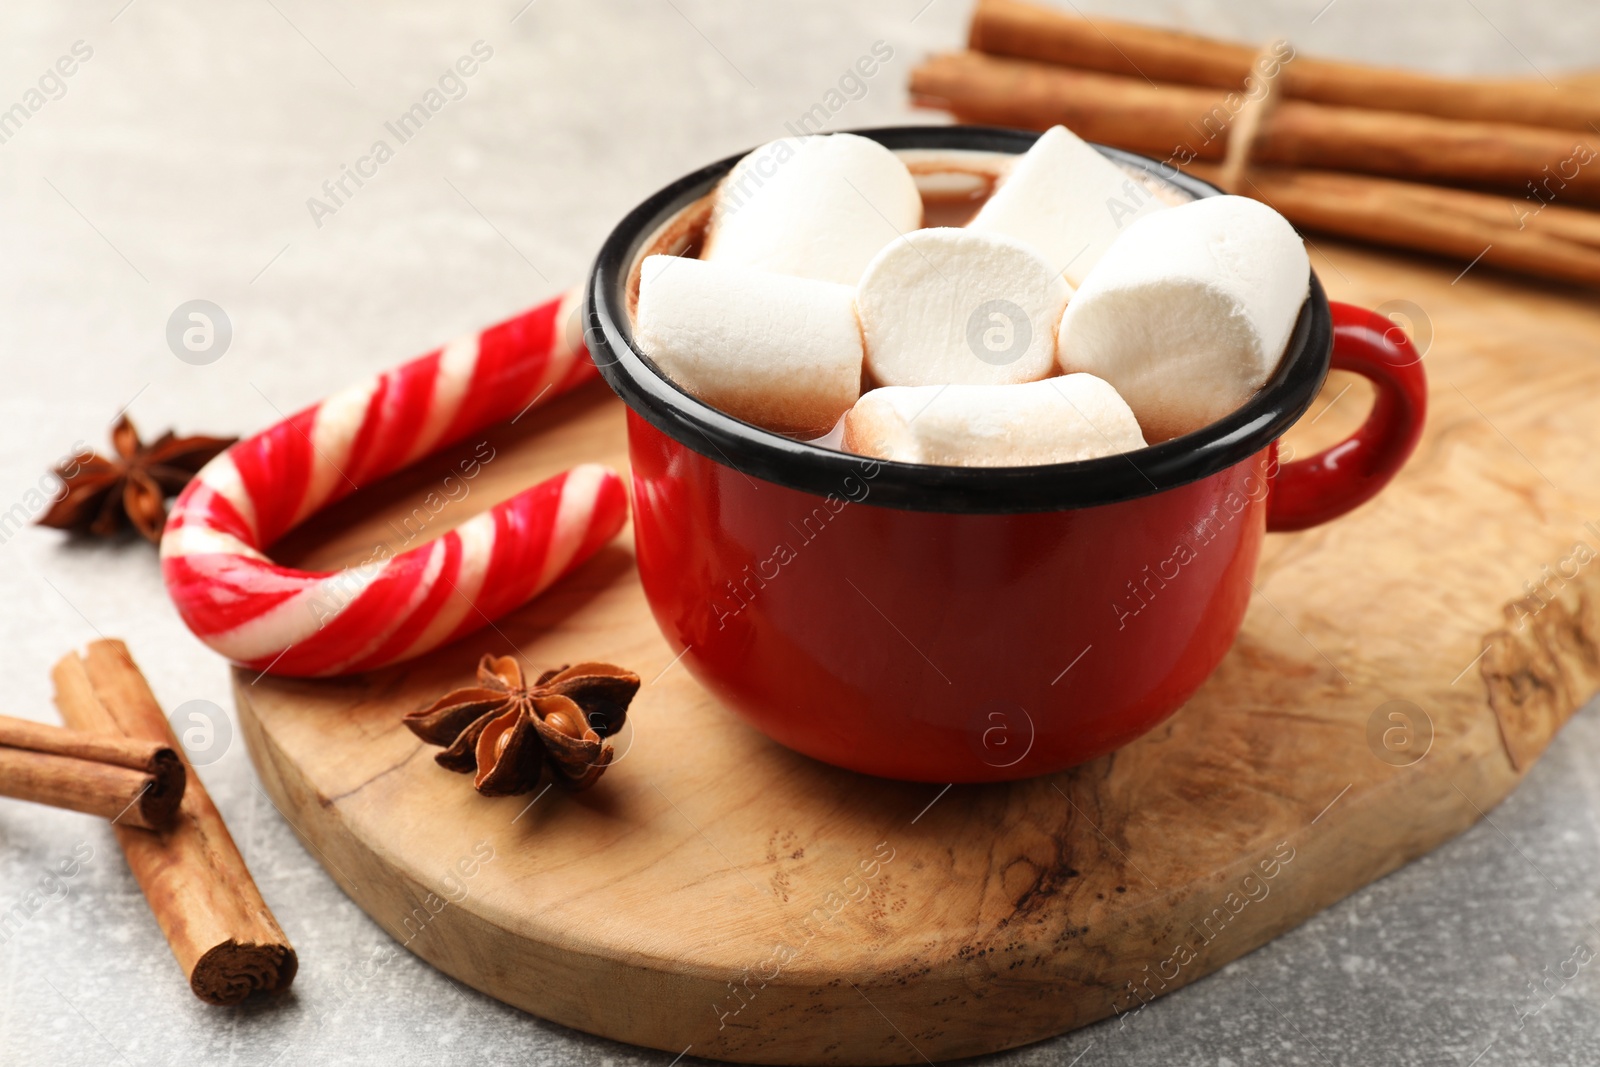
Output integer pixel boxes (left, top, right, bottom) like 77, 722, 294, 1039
1, 1, 1598, 1064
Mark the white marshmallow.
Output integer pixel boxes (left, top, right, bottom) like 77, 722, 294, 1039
856, 228, 1071, 388
703, 133, 923, 286
843, 374, 1146, 467
633, 255, 863, 437
1057, 195, 1310, 442
969, 125, 1169, 288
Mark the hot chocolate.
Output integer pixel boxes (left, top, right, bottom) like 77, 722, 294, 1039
628, 126, 1309, 465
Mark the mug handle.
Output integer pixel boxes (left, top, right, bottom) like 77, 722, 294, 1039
1266, 301, 1429, 533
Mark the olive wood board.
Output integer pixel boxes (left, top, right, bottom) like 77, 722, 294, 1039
235, 239, 1600, 1065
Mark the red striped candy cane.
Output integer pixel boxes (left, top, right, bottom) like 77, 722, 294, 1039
160, 287, 628, 678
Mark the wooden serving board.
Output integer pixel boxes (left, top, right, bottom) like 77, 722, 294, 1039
237, 241, 1600, 1065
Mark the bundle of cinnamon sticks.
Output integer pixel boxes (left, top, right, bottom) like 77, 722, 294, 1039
0, 640, 296, 1005
911, 0, 1600, 287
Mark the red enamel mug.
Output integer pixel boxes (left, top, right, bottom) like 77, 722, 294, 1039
587, 126, 1426, 783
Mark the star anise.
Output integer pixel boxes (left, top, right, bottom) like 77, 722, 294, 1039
404, 655, 641, 796
37, 415, 236, 542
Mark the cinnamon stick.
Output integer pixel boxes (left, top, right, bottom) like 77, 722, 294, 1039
1188, 164, 1600, 288
0, 713, 182, 776
910, 52, 1600, 203
0, 714, 184, 830
53, 640, 297, 1005
969, 0, 1600, 132
1410, 180, 1600, 251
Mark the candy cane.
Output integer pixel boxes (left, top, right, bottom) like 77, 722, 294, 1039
160, 288, 628, 678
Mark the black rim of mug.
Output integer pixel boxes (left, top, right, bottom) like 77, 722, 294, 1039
586, 124, 1332, 515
